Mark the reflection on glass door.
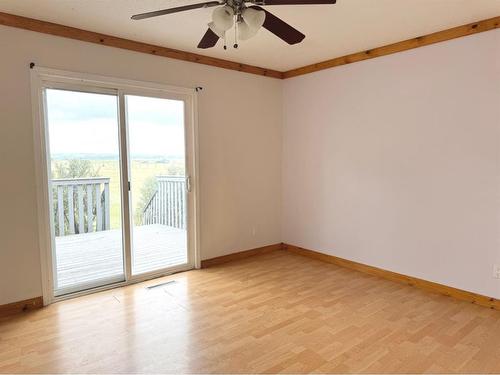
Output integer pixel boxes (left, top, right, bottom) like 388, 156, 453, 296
126, 95, 188, 275
45, 89, 124, 296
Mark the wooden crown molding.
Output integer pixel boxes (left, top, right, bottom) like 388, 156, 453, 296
0, 12, 283, 79
283, 16, 500, 78
283, 244, 500, 311
0, 12, 499, 79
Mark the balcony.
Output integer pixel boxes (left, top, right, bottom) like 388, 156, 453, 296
51, 176, 187, 294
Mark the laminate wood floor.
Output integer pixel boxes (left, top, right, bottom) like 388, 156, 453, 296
1, 250, 500, 373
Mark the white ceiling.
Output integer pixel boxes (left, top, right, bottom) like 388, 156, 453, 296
1, 0, 500, 71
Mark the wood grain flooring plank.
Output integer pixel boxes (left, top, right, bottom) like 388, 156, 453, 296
1, 250, 500, 373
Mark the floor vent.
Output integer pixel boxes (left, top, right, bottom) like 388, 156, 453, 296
146, 280, 177, 289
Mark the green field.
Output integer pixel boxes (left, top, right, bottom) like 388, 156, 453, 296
52, 159, 184, 229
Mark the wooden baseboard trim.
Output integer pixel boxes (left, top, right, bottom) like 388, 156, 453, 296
0, 296, 43, 317
201, 243, 283, 268
283, 244, 500, 311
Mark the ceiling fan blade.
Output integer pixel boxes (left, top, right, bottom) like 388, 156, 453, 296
132, 1, 221, 20
252, 0, 335, 4
249, 6, 305, 44
197, 28, 220, 48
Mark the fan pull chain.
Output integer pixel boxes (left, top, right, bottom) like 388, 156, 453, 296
234, 18, 238, 49
223, 31, 227, 50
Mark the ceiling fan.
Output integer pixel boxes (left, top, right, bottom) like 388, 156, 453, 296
131, 0, 337, 49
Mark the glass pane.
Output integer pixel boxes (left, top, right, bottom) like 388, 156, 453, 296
126, 95, 188, 275
45, 89, 124, 295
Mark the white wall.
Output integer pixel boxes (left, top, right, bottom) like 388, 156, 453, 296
0, 25, 282, 305
2, 23, 500, 306
283, 30, 500, 298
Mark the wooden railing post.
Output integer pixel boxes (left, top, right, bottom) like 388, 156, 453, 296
104, 182, 110, 230
86, 184, 93, 233
77, 185, 84, 234
95, 184, 102, 231
57, 186, 64, 236
67, 185, 75, 234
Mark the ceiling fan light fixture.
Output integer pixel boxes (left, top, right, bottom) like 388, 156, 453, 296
212, 5, 234, 31
238, 21, 259, 40
242, 8, 266, 30
131, 0, 335, 50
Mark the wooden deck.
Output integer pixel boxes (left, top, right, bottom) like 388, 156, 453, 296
54, 224, 187, 292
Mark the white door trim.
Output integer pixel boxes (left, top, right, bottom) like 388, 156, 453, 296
31, 66, 201, 305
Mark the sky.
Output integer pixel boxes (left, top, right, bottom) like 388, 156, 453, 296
46, 89, 185, 158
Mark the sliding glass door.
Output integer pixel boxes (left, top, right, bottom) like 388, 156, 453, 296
45, 88, 125, 296
125, 95, 188, 275
40, 77, 196, 299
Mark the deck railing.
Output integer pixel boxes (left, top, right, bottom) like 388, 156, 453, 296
52, 177, 110, 237
142, 176, 186, 229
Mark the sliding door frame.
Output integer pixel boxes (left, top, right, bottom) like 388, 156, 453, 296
31, 67, 201, 305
